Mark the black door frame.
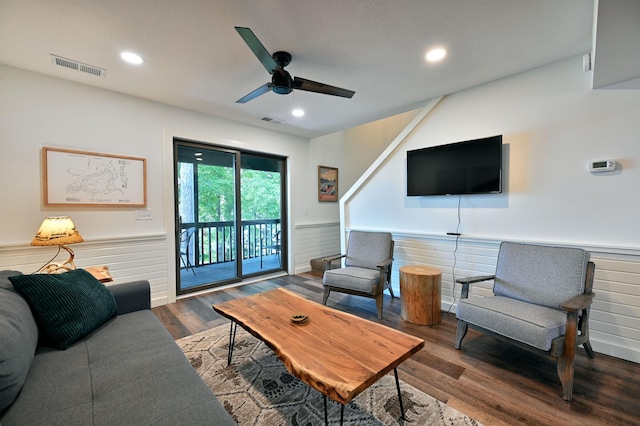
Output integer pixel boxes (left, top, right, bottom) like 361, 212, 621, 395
173, 138, 287, 295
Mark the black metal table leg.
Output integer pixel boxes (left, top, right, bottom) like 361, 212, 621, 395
323, 394, 345, 425
227, 321, 238, 366
394, 368, 405, 420
324, 395, 328, 426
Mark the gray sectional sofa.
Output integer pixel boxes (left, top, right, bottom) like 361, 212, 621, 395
0, 270, 236, 425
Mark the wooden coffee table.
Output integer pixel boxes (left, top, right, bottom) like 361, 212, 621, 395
212, 288, 424, 425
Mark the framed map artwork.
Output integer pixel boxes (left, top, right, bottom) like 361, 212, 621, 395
318, 165, 338, 202
43, 147, 147, 207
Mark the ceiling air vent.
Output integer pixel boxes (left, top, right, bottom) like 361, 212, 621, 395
260, 115, 284, 124
50, 54, 106, 78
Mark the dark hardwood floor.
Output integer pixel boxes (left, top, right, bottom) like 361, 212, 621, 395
153, 273, 640, 426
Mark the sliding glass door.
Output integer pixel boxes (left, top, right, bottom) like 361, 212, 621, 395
174, 140, 286, 295
240, 153, 284, 274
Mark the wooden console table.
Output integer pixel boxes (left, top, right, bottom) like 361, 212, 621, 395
399, 265, 442, 325
84, 265, 113, 283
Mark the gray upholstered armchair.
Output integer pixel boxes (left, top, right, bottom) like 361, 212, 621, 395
454, 241, 595, 401
322, 231, 395, 320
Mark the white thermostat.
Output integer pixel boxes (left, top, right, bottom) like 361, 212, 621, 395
588, 160, 616, 173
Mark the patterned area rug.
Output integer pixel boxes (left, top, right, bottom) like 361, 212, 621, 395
177, 324, 481, 426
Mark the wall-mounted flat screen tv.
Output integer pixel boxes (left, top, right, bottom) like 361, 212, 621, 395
407, 135, 502, 196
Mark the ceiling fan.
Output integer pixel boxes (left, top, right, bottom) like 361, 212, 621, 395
234, 26, 355, 104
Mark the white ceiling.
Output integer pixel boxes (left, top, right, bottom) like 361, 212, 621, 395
0, 0, 595, 138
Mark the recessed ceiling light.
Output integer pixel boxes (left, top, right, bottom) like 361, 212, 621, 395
120, 51, 144, 65
292, 108, 305, 117
425, 48, 447, 63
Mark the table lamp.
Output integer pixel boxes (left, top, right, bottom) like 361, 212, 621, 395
31, 216, 84, 273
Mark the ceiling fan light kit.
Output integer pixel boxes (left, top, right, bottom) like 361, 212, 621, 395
234, 27, 355, 103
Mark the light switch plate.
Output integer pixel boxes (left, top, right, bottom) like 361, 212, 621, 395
136, 209, 153, 220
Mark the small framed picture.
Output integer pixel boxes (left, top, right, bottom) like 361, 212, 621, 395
318, 166, 338, 202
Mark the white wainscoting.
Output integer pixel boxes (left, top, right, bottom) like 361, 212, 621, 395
382, 231, 640, 363
293, 222, 341, 275
4, 229, 638, 363
0, 234, 170, 307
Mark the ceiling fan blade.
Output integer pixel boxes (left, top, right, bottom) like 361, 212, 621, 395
293, 77, 355, 98
236, 82, 272, 103
235, 27, 278, 74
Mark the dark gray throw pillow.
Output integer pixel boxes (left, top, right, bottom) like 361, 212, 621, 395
0, 271, 39, 413
9, 269, 117, 350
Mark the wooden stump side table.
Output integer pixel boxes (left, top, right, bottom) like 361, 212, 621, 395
399, 265, 442, 325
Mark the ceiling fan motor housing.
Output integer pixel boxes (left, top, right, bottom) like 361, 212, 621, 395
272, 69, 293, 94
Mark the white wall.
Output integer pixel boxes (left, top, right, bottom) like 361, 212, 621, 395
342, 109, 419, 194
0, 65, 341, 305
342, 56, 640, 362
348, 57, 640, 245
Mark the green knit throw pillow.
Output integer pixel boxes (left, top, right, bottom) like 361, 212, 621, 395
9, 269, 117, 350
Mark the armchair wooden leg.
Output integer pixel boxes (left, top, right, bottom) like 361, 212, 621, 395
558, 311, 579, 401
454, 320, 468, 349
322, 287, 330, 306
557, 357, 576, 401
388, 286, 395, 298
376, 293, 383, 320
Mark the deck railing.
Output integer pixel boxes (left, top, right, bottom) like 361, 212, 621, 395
180, 219, 280, 267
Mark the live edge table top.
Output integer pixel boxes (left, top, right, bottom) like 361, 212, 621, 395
212, 287, 425, 405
